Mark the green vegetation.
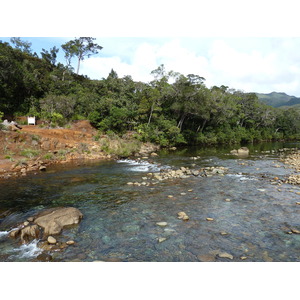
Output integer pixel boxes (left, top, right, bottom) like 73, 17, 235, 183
1, 38, 300, 147
43, 153, 55, 160
256, 92, 300, 108
20, 148, 40, 158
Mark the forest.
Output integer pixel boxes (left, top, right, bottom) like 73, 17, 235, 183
1, 37, 300, 147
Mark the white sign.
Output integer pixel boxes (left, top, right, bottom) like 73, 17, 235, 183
27, 116, 36, 125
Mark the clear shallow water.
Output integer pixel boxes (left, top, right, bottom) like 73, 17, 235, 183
1, 142, 300, 262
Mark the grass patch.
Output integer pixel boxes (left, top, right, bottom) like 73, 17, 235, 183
20, 148, 40, 158
4, 155, 14, 161
43, 153, 55, 160
99, 136, 141, 157
31, 134, 40, 142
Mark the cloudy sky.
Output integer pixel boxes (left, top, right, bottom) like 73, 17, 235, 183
2, 36, 300, 96
2, 0, 300, 97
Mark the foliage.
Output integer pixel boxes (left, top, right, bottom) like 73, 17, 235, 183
61, 37, 103, 74
1, 38, 300, 147
20, 148, 40, 158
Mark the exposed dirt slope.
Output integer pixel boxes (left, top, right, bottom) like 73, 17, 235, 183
0, 121, 107, 178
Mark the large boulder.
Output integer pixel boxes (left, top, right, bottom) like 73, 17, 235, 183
139, 142, 160, 156
20, 225, 41, 243
33, 207, 83, 236
230, 147, 249, 157
1, 119, 22, 131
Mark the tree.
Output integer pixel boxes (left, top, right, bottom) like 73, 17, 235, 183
61, 37, 103, 74
41, 46, 59, 66
170, 73, 208, 132
10, 37, 33, 55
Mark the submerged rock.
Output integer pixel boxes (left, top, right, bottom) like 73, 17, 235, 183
230, 147, 250, 157
156, 222, 168, 227
36, 252, 52, 262
158, 237, 167, 243
217, 252, 234, 260
177, 211, 189, 221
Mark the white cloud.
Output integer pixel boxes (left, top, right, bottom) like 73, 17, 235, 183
79, 38, 300, 96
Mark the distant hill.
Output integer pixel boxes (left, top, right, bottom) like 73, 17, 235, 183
256, 92, 300, 108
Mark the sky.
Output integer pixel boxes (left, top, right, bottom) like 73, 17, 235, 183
2, 36, 300, 97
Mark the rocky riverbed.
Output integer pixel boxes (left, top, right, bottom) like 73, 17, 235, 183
280, 150, 300, 184
1, 142, 300, 262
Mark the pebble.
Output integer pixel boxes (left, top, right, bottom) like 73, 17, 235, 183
168, 195, 174, 198
158, 237, 167, 243
217, 252, 233, 260
240, 256, 247, 260
188, 189, 193, 192
37, 253, 52, 262
206, 217, 214, 221
66, 240, 75, 245
156, 222, 168, 227
291, 229, 300, 234
225, 198, 231, 202
23, 221, 29, 226
220, 231, 228, 235
47, 236, 57, 244
177, 211, 190, 221
77, 253, 87, 260
127, 182, 134, 185
180, 193, 186, 195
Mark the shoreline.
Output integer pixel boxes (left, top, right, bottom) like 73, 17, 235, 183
0, 121, 160, 179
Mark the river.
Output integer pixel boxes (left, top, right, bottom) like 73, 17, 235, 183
0, 142, 300, 262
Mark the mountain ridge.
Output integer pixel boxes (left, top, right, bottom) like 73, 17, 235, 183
256, 92, 300, 108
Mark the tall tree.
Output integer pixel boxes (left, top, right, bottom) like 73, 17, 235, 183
10, 37, 33, 54
61, 37, 103, 74
41, 46, 59, 66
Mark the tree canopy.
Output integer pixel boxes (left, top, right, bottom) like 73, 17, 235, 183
1, 38, 300, 147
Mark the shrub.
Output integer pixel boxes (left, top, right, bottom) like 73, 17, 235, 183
20, 149, 40, 158
43, 153, 54, 160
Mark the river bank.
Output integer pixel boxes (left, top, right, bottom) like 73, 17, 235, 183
0, 120, 159, 179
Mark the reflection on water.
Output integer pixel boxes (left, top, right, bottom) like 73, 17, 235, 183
0, 142, 300, 262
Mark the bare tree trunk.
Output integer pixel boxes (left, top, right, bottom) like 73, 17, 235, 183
76, 58, 81, 75
147, 102, 154, 126
196, 119, 207, 133
177, 113, 187, 132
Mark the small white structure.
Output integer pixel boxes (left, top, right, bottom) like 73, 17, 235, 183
27, 116, 36, 125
